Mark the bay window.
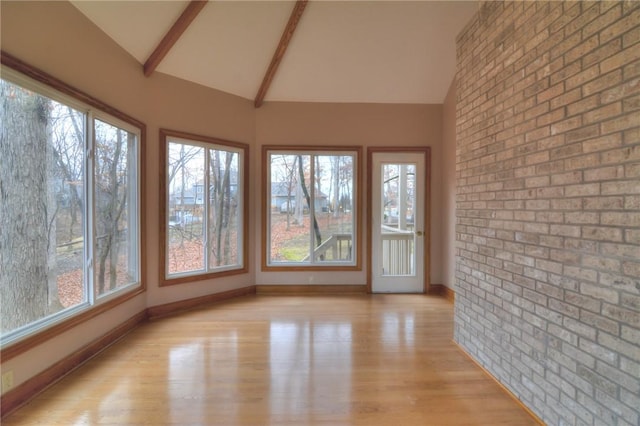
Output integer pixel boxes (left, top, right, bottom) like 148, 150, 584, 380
160, 130, 248, 284
0, 61, 143, 347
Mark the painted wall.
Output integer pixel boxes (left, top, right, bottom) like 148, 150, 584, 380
455, 2, 640, 425
255, 102, 444, 286
442, 79, 457, 290
1, 0, 255, 392
1, 0, 447, 396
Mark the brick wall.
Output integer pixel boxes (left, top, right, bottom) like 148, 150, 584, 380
454, 2, 639, 425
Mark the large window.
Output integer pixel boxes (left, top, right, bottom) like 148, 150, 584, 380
0, 62, 143, 346
160, 130, 248, 284
264, 147, 361, 269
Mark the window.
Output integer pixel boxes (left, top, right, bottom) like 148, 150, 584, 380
0, 62, 143, 347
160, 130, 248, 284
264, 147, 361, 269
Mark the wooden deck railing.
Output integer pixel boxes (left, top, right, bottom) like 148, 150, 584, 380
380, 226, 414, 275
304, 227, 414, 274
303, 233, 352, 261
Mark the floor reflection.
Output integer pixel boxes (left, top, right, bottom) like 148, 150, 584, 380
269, 320, 352, 420
168, 332, 239, 423
3, 296, 537, 425
382, 312, 415, 349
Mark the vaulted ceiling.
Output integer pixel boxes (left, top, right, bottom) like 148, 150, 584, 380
71, 0, 478, 106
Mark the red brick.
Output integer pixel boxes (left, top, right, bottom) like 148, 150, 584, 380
601, 77, 640, 103
624, 128, 640, 146
623, 94, 640, 112
582, 3, 622, 39
551, 116, 583, 135
565, 124, 600, 143
537, 82, 565, 103
582, 134, 623, 153
582, 37, 623, 69
549, 1, 581, 34
584, 166, 625, 182
601, 146, 640, 165
567, 94, 601, 117
602, 179, 640, 195
583, 69, 623, 96
600, 7, 640, 44
622, 25, 640, 49
565, 64, 601, 90
601, 111, 640, 134
583, 102, 623, 124
564, 3, 601, 40
550, 61, 582, 86
600, 45, 640, 74
564, 153, 600, 171
601, 212, 640, 226
550, 88, 583, 110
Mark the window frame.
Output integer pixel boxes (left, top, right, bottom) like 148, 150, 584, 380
159, 129, 249, 286
262, 145, 362, 271
0, 52, 146, 359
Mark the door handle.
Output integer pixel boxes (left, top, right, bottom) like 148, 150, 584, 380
415, 231, 423, 236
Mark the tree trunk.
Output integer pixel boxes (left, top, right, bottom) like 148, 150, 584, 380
97, 128, 126, 294
297, 155, 322, 251
0, 82, 52, 332
332, 156, 340, 217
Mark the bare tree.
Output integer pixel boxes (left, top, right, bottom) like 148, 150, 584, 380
272, 155, 298, 230
0, 82, 55, 331
50, 107, 84, 242
209, 150, 235, 266
297, 155, 323, 256
94, 124, 132, 294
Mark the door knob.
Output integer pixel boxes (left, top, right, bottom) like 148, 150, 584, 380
416, 231, 423, 236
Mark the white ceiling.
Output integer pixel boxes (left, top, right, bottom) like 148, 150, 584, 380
71, 0, 478, 104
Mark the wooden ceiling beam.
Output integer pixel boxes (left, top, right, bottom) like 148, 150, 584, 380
254, 0, 308, 108
143, 0, 208, 77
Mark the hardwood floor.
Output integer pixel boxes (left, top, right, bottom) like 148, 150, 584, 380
5, 295, 539, 425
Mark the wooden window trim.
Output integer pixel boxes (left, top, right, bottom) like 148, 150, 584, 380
0, 51, 147, 361
159, 129, 250, 286
261, 145, 363, 271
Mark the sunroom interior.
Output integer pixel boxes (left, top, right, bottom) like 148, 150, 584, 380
1, 1, 639, 425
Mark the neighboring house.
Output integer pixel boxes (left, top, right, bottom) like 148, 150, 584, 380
171, 179, 239, 209
270, 182, 329, 213
170, 187, 198, 208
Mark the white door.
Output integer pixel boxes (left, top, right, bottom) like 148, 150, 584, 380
371, 151, 427, 293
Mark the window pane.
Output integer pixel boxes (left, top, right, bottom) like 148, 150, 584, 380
208, 149, 240, 269
314, 155, 354, 262
167, 142, 205, 275
164, 135, 246, 281
94, 119, 138, 296
269, 154, 312, 263
0, 79, 87, 335
268, 152, 357, 266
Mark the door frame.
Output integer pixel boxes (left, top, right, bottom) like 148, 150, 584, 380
367, 147, 431, 293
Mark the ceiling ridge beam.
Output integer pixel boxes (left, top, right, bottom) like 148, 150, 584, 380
254, 0, 308, 108
143, 0, 208, 77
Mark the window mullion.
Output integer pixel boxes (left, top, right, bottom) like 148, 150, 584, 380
203, 149, 210, 271
86, 112, 96, 305
309, 154, 315, 264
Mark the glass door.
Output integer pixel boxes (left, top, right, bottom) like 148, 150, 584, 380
371, 151, 427, 293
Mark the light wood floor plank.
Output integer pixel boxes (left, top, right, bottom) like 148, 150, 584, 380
4, 295, 540, 425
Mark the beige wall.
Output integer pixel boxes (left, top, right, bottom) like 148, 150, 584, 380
442, 79, 457, 289
1, 0, 255, 391
255, 102, 444, 286
1, 0, 447, 394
